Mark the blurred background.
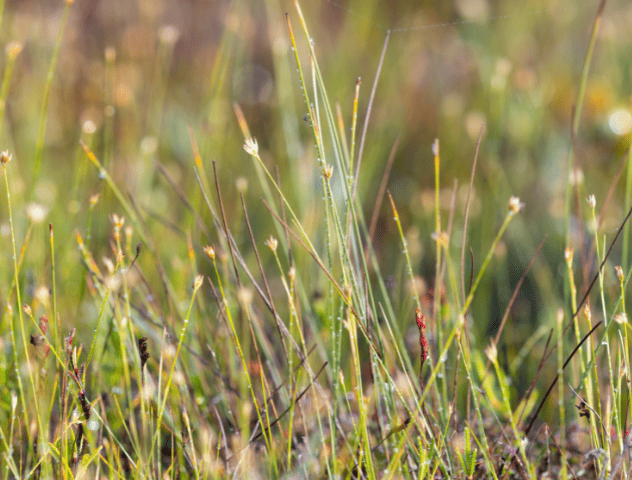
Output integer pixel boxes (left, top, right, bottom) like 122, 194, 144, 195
1, 0, 632, 410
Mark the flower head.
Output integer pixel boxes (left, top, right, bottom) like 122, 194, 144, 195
203, 245, 216, 260
587, 194, 596, 209
0, 150, 12, 166
508, 196, 524, 215
485, 342, 498, 363
265, 236, 278, 252
244, 138, 259, 156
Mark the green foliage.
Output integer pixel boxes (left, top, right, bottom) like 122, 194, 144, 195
0, 0, 631, 478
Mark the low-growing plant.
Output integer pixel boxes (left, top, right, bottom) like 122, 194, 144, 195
0, 0, 631, 478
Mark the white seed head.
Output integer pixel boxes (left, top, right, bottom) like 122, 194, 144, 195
485, 342, 498, 363
243, 137, 259, 156
587, 194, 596, 209
614, 313, 628, 325
203, 245, 216, 260
265, 236, 278, 252
508, 196, 524, 215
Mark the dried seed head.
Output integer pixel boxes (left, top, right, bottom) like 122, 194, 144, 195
324, 164, 334, 180
89, 193, 100, 206
265, 236, 278, 252
583, 304, 592, 321
615, 265, 624, 282
203, 245, 216, 260
614, 313, 628, 325
288, 266, 296, 282
193, 274, 204, 291
23, 304, 32, 317
243, 137, 259, 156
0, 150, 12, 166
138, 337, 149, 370
432, 230, 449, 246
508, 196, 524, 215
485, 342, 498, 363
587, 194, 596, 209
111, 214, 125, 231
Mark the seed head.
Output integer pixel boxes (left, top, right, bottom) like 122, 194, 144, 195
432, 230, 449, 246
193, 274, 204, 291
111, 214, 125, 231
203, 245, 216, 260
243, 137, 259, 156
587, 194, 596, 209
265, 236, 278, 252
324, 164, 334, 180
614, 313, 628, 325
0, 150, 12, 166
485, 342, 498, 363
615, 265, 624, 282
508, 196, 524, 215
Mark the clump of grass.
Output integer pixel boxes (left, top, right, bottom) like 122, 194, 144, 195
1, 0, 632, 478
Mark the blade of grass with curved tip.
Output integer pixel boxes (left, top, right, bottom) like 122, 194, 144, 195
352, 30, 390, 201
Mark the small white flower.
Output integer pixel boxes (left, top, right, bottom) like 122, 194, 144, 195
508, 196, 524, 215
265, 236, 278, 252
587, 195, 596, 209
244, 137, 259, 156
614, 313, 628, 325
485, 342, 498, 363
